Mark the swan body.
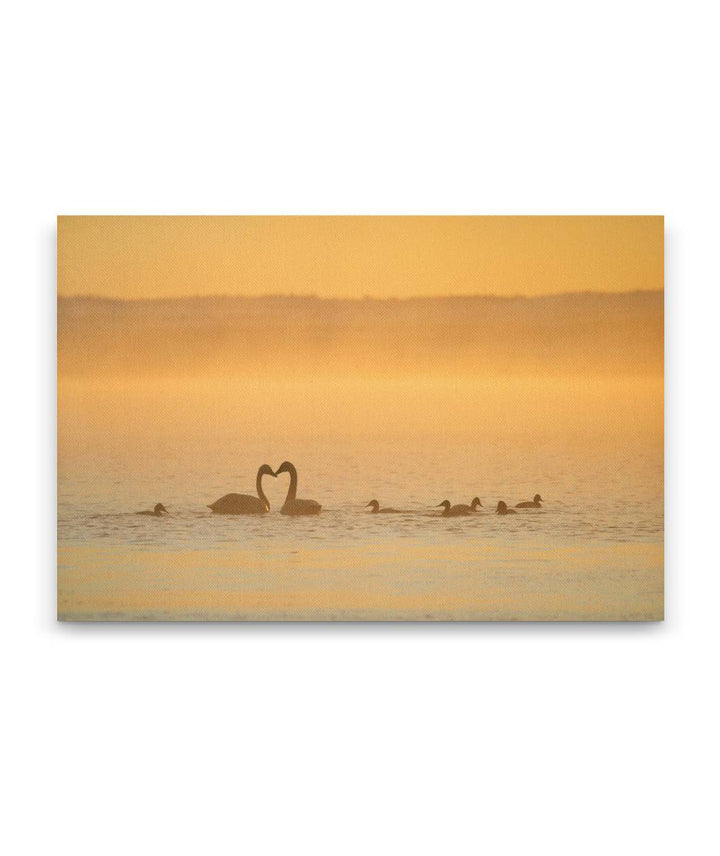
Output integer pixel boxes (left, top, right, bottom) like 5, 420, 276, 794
208, 464, 275, 514
516, 494, 543, 508
136, 503, 168, 517
276, 461, 321, 516
366, 500, 401, 513
437, 498, 481, 517
496, 501, 517, 515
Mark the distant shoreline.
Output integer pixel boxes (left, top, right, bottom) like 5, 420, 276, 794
58, 289, 663, 304
58, 289, 663, 379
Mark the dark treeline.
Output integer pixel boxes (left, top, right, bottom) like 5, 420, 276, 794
58, 291, 663, 377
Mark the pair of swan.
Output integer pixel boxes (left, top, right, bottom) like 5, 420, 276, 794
208, 462, 321, 516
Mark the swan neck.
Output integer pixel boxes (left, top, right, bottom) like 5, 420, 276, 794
285, 465, 298, 502
256, 468, 269, 509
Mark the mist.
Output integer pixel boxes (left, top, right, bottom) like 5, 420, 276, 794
58, 291, 663, 378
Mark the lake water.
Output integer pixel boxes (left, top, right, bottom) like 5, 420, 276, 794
58, 424, 663, 621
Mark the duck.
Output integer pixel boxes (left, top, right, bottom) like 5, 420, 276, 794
208, 464, 276, 514
275, 461, 322, 516
436, 498, 481, 517
136, 503, 168, 517
496, 501, 517, 515
366, 500, 401, 513
516, 494, 543, 508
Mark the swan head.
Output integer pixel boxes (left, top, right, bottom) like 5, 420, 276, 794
534, 494, 543, 503
154, 503, 168, 514
366, 500, 380, 512
437, 500, 451, 511
471, 497, 482, 510
274, 461, 295, 477
258, 464, 277, 479
496, 501, 507, 513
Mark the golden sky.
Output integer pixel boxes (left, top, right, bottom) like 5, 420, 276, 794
58, 216, 663, 299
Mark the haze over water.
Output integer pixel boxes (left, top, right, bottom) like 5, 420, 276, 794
58, 300, 663, 620
57, 217, 663, 621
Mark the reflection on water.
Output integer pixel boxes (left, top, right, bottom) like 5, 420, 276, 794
57, 278, 664, 621
58, 428, 663, 621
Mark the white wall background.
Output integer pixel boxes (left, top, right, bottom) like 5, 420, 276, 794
2, 1, 718, 853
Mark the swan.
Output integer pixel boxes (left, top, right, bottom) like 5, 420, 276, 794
437, 498, 481, 517
496, 501, 517, 515
516, 494, 543, 508
136, 503, 168, 517
275, 461, 321, 516
366, 500, 402, 513
207, 464, 276, 514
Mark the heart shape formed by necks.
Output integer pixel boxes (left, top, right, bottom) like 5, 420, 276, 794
274, 461, 322, 516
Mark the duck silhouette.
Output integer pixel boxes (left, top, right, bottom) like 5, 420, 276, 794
437, 499, 481, 517
496, 501, 517, 515
366, 500, 402, 513
516, 494, 543, 508
136, 503, 168, 517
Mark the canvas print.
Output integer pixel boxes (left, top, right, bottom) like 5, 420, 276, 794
57, 216, 664, 621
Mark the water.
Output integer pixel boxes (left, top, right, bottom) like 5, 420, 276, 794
58, 432, 663, 621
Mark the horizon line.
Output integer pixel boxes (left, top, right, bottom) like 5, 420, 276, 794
58, 288, 664, 303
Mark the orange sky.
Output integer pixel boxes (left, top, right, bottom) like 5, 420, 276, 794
57, 216, 663, 299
